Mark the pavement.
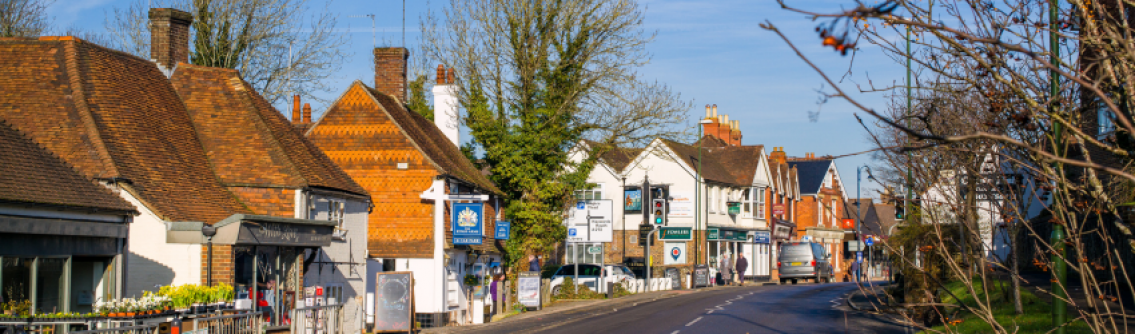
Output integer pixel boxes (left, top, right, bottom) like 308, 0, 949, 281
424, 281, 918, 333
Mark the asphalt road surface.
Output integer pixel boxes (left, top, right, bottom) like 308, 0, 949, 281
463, 282, 915, 334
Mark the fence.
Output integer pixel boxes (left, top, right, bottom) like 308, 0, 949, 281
621, 278, 674, 293
290, 303, 342, 334
71, 324, 160, 334
188, 312, 264, 334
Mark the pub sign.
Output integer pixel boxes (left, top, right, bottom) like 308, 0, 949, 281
452, 203, 484, 245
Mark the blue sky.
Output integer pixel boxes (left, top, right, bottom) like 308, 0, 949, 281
49, 0, 905, 197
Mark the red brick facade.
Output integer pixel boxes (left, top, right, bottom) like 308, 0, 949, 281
374, 48, 409, 101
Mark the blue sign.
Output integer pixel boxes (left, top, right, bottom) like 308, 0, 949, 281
753, 231, 771, 244
864, 236, 874, 247
568, 228, 578, 237
494, 221, 511, 240
576, 201, 586, 210
856, 251, 863, 263
452, 203, 483, 245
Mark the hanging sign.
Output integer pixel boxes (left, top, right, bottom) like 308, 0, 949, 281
841, 218, 856, 229
624, 189, 642, 211
452, 203, 483, 245
494, 221, 511, 240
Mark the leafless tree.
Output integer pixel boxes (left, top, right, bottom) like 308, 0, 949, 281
103, 0, 348, 106
763, 0, 1135, 331
0, 0, 52, 37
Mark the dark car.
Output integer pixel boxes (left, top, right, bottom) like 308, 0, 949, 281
777, 241, 833, 284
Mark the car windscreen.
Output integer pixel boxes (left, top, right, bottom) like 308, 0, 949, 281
556, 266, 574, 276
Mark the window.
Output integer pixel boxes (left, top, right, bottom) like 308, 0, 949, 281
324, 283, 344, 305
708, 187, 716, 214
575, 184, 604, 200
742, 188, 752, 217
757, 187, 766, 219
328, 199, 346, 239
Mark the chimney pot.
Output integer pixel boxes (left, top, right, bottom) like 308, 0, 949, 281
292, 95, 302, 123
374, 47, 410, 100
447, 68, 455, 84
436, 64, 446, 85
148, 8, 194, 71
302, 103, 312, 123
705, 104, 711, 118
712, 104, 718, 119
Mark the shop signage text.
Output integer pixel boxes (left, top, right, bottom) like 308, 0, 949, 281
754, 231, 770, 244
494, 221, 511, 240
659, 227, 693, 240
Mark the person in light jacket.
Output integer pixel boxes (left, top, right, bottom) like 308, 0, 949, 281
720, 253, 733, 286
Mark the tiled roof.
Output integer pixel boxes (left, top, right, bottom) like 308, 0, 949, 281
0, 120, 136, 213
788, 159, 833, 195
0, 38, 250, 223
871, 203, 899, 235
660, 139, 762, 186
170, 65, 368, 197
847, 198, 874, 220
581, 140, 643, 173
364, 85, 501, 194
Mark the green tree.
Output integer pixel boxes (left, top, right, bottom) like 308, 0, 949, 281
423, 0, 691, 272
407, 74, 434, 121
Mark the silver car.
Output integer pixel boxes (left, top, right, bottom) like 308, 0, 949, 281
777, 241, 833, 284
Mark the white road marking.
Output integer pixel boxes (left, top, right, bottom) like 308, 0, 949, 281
671, 331, 680, 334
706, 310, 714, 314
686, 316, 704, 327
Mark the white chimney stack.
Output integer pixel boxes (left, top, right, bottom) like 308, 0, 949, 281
432, 64, 460, 147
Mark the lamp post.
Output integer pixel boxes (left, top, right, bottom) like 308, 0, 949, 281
1048, 0, 1066, 330
856, 165, 874, 282
201, 224, 217, 286
696, 109, 714, 269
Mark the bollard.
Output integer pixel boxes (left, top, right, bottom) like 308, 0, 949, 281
607, 282, 615, 299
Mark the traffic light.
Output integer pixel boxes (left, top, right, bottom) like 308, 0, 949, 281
894, 198, 905, 220
652, 198, 667, 225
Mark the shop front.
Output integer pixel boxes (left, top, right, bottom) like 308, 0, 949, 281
706, 227, 752, 284
0, 216, 131, 314
170, 214, 335, 328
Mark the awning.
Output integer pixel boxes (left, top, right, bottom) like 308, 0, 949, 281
168, 214, 336, 247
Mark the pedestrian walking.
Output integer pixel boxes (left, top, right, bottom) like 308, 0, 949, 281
528, 254, 540, 272
735, 253, 748, 286
850, 260, 861, 283
720, 253, 733, 286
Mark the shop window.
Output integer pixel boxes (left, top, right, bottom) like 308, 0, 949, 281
2, 257, 32, 308
36, 258, 66, 314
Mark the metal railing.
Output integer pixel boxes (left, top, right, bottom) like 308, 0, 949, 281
188, 312, 263, 334
71, 324, 160, 334
290, 304, 342, 334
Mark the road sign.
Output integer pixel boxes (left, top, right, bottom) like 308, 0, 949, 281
567, 200, 613, 243
753, 231, 770, 244
494, 221, 511, 240
864, 236, 874, 247
801, 235, 812, 242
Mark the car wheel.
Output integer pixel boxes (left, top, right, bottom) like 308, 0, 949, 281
791, 279, 798, 285
552, 286, 562, 296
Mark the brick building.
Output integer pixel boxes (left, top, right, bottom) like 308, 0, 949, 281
787, 155, 849, 279
304, 54, 506, 327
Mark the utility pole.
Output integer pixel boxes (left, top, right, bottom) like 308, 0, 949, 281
1048, 0, 1067, 331
905, 20, 913, 237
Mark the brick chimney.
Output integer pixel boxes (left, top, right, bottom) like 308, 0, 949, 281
302, 103, 312, 123
374, 47, 409, 100
292, 95, 302, 123
149, 8, 193, 72
433, 64, 460, 146
769, 147, 787, 164
702, 104, 720, 140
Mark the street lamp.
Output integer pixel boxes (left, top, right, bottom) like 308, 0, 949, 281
856, 165, 874, 282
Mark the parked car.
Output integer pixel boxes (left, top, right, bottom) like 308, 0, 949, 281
548, 264, 636, 295
777, 241, 834, 284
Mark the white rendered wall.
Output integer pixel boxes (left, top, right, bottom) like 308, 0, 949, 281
119, 191, 201, 298
302, 192, 369, 334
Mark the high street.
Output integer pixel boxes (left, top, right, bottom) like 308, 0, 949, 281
435, 283, 915, 334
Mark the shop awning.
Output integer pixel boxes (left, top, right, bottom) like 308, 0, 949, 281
167, 214, 336, 247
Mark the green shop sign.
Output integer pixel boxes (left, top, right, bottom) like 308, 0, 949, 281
708, 228, 749, 241
707, 228, 720, 240
659, 227, 693, 240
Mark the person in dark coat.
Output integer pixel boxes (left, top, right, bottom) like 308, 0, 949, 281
735, 253, 748, 286
528, 255, 540, 272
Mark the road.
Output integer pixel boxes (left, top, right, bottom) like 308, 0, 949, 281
453, 282, 915, 333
